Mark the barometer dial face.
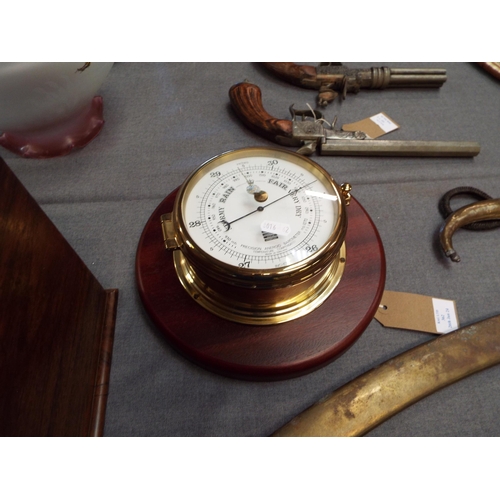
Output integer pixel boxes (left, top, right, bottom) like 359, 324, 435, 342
181, 150, 341, 270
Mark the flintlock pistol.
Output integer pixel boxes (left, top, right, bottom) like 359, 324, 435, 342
261, 62, 447, 106
229, 82, 480, 158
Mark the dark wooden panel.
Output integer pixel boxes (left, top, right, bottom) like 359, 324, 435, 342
0, 157, 118, 436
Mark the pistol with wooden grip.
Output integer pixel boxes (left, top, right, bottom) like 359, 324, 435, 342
261, 62, 447, 106
229, 82, 481, 158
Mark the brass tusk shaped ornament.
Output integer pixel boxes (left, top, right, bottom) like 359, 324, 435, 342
272, 313, 500, 437
439, 198, 500, 262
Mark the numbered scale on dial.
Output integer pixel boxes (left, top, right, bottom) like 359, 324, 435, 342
161, 147, 351, 325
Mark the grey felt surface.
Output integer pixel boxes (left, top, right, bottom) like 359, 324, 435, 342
4, 62, 500, 436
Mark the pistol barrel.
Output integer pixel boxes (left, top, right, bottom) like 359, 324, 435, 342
320, 139, 480, 157
382, 68, 447, 88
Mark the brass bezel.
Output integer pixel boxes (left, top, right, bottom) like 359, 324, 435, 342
172, 147, 347, 284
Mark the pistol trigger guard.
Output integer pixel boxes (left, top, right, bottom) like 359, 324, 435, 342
317, 86, 338, 107
296, 141, 317, 156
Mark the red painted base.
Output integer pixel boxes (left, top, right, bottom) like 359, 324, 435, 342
136, 189, 385, 381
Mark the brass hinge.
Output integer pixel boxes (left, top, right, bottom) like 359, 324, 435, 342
160, 213, 179, 249
340, 183, 352, 205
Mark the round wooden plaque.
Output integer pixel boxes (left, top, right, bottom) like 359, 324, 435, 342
136, 189, 385, 381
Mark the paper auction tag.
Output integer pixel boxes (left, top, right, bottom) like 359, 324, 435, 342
374, 290, 459, 334
342, 112, 399, 139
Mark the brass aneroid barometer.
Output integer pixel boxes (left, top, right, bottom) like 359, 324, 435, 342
161, 147, 352, 325
136, 146, 385, 379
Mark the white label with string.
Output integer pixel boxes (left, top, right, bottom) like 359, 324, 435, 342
342, 112, 400, 139
374, 290, 459, 334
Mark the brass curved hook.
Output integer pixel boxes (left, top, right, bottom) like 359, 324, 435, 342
439, 198, 500, 262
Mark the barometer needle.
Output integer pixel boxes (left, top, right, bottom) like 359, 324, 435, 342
238, 166, 254, 187
221, 180, 316, 230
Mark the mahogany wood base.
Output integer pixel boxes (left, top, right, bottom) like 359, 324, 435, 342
136, 189, 385, 381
